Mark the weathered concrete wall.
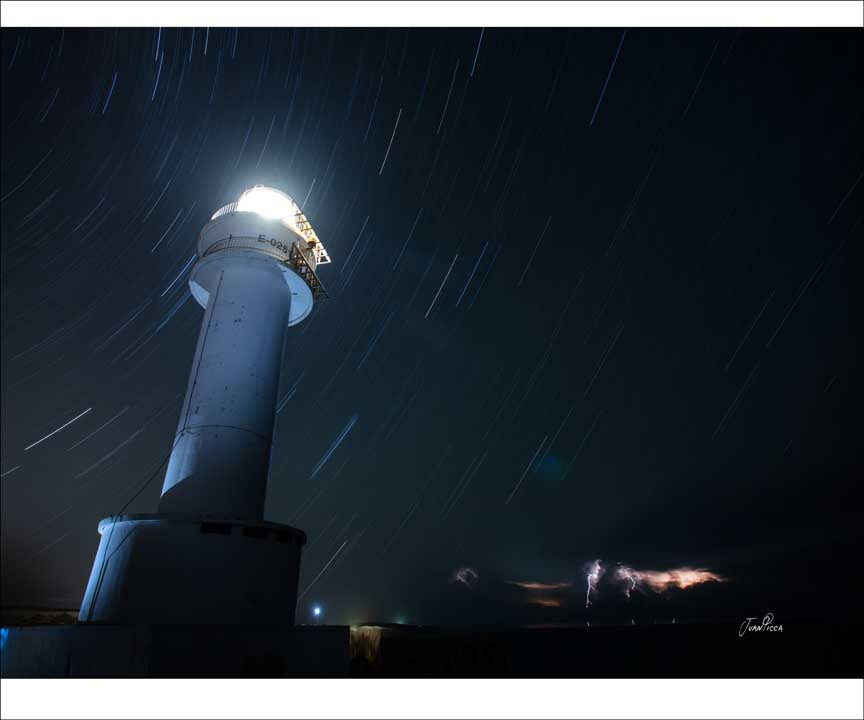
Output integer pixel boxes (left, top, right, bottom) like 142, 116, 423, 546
0, 625, 151, 677
0, 625, 349, 678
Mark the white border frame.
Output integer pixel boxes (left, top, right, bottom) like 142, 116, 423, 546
1, 1, 862, 28
2, 678, 863, 719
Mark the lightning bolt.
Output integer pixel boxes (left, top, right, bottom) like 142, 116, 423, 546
616, 565, 639, 599
585, 559, 603, 607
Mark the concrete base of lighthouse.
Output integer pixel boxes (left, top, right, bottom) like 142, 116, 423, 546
2, 514, 353, 678
78, 514, 306, 625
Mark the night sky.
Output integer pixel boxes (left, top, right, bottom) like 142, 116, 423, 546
1, 27, 862, 628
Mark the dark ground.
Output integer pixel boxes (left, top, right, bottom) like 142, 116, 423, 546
348, 621, 864, 678
2, 616, 860, 678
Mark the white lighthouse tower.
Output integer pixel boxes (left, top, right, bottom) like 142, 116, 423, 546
79, 186, 330, 625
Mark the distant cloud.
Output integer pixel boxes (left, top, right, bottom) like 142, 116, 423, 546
505, 581, 572, 591
527, 597, 562, 607
450, 567, 479, 589
614, 565, 726, 596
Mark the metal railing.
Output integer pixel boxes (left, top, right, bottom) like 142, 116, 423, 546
202, 235, 329, 301
288, 243, 329, 301
210, 201, 239, 221
292, 211, 331, 265
208, 204, 331, 266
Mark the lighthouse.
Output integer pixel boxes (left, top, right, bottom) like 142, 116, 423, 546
79, 186, 330, 625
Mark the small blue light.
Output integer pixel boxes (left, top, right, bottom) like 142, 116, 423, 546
313, 606, 321, 617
